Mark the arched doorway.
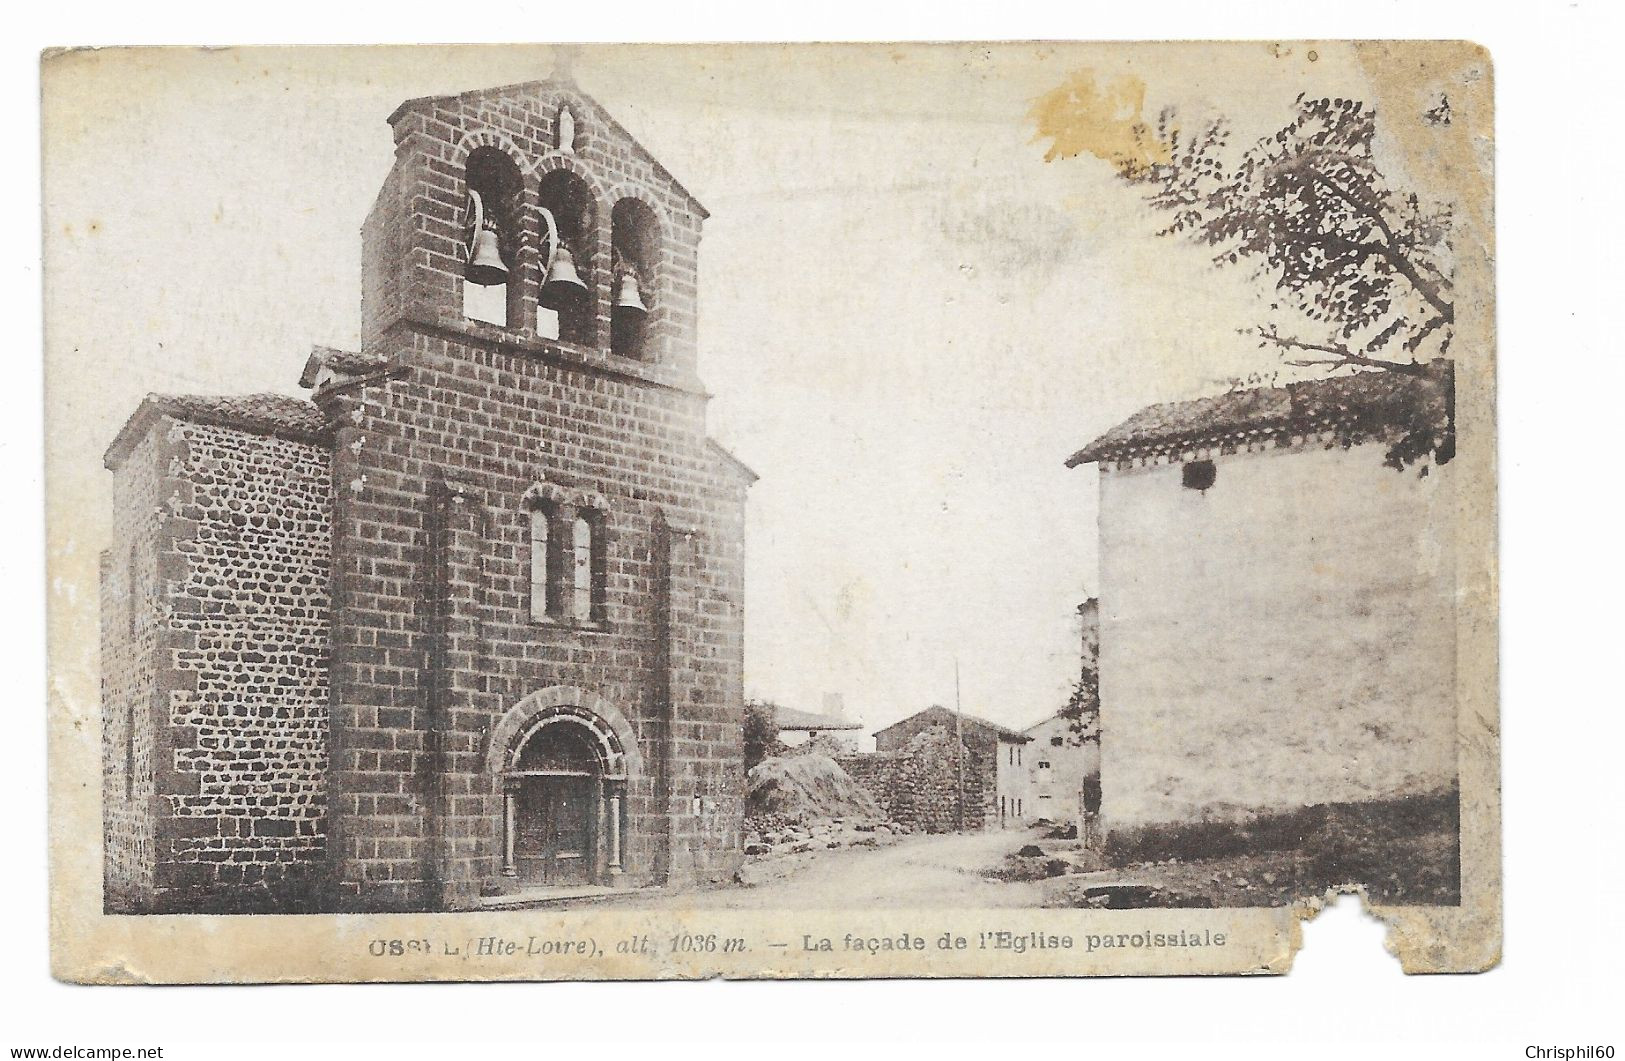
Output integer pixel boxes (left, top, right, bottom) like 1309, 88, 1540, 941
500, 712, 628, 886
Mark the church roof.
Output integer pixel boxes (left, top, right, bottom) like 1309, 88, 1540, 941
1067, 361, 1452, 466
104, 392, 331, 469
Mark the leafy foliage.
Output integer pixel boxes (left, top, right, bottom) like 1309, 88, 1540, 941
743, 699, 785, 772
1058, 666, 1100, 745
1035, 81, 1457, 466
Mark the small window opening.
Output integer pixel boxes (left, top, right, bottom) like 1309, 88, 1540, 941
1182, 459, 1217, 492
1050, 735, 1064, 747
127, 545, 139, 638
124, 702, 135, 800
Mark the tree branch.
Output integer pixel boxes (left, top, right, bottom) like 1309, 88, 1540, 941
1258, 328, 1431, 376
1267, 154, 1454, 324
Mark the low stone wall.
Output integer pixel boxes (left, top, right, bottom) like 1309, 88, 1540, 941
838, 725, 990, 833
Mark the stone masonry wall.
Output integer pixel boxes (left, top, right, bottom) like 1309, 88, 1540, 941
1097, 437, 1457, 833
103, 414, 334, 911
101, 427, 162, 910
839, 726, 990, 834
157, 420, 333, 906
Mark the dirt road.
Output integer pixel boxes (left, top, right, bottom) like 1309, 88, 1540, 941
622, 828, 1051, 910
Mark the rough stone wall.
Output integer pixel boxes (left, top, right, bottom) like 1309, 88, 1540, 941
159, 420, 333, 904
839, 726, 989, 833
104, 414, 333, 910
101, 427, 161, 910
1096, 437, 1457, 832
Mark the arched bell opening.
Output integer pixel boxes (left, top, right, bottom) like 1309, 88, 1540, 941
499, 711, 628, 886
461, 147, 525, 328
536, 170, 598, 347
610, 197, 660, 360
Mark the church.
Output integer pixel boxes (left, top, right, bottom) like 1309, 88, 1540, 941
99, 77, 755, 913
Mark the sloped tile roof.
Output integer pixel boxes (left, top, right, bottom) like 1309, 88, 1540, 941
1067, 362, 1452, 466
105, 392, 332, 469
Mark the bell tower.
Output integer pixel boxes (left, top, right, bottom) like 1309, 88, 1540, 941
359, 77, 708, 382
318, 77, 751, 912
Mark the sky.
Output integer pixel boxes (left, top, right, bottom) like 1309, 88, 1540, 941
43, 43, 1476, 743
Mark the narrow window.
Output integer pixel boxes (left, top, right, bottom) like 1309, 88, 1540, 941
572, 515, 593, 621
1051, 735, 1064, 747
528, 508, 550, 621
124, 702, 134, 801
127, 545, 139, 638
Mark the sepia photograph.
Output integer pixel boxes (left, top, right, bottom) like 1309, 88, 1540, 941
43, 39, 1497, 981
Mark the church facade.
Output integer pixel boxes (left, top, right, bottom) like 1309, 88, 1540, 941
100, 78, 754, 913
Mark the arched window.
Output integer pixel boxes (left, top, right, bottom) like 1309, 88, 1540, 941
611, 198, 660, 359
538, 170, 597, 346
462, 148, 524, 328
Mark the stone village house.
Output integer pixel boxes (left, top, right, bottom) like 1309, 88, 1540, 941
100, 78, 755, 913
1066, 367, 1458, 845
838, 706, 1033, 832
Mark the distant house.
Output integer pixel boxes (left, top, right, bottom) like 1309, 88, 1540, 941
773, 704, 863, 751
1023, 711, 1099, 829
873, 706, 1033, 828
1020, 599, 1103, 831
1067, 365, 1458, 844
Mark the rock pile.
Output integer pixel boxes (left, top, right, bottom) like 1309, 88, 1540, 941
746, 752, 883, 821
743, 754, 905, 862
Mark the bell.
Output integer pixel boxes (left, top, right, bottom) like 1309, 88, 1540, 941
465, 224, 509, 287
614, 271, 647, 315
540, 242, 588, 310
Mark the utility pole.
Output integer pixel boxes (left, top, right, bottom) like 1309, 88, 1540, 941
954, 657, 965, 832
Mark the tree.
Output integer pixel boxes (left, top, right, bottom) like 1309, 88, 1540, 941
743, 699, 785, 772
1033, 74, 1456, 465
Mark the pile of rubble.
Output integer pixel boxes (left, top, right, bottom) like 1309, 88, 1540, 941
743, 753, 907, 859
744, 813, 913, 857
